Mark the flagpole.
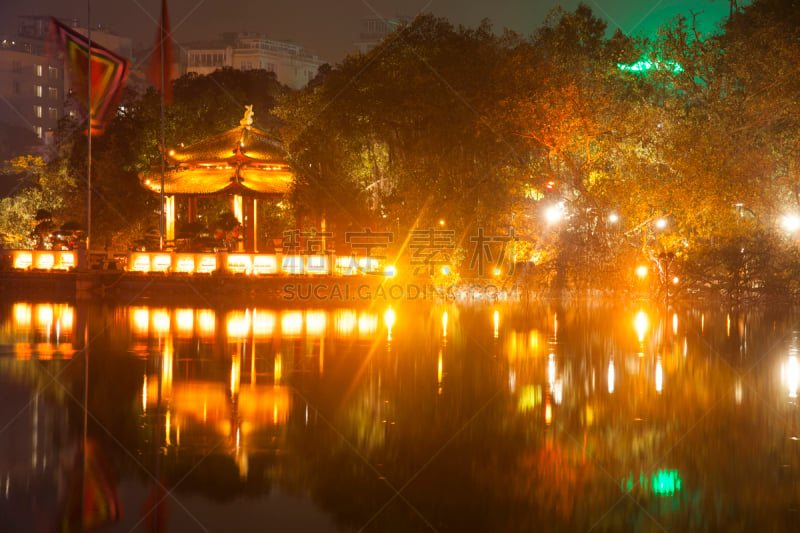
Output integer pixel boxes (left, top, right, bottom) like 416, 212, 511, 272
159, 0, 166, 251
83, 9, 92, 529
86, 1, 92, 258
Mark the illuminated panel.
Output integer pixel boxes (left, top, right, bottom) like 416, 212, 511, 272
129, 253, 151, 272
252, 310, 276, 338
253, 254, 278, 275
34, 252, 55, 270
227, 254, 252, 274
174, 254, 196, 273
358, 257, 380, 274
196, 254, 217, 274
282, 255, 304, 275
306, 255, 329, 275
334, 256, 358, 276
55, 251, 75, 270
151, 253, 172, 272
281, 311, 303, 337
13, 251, 33, 270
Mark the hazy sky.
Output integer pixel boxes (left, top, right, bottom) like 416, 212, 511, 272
1, 0, 735, 63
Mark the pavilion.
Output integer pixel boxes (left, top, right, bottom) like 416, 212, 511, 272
138, 106, 293, 252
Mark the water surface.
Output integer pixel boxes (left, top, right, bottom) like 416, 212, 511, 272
1, 298, 799, 532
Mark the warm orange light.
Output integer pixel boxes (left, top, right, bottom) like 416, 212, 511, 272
358, 312, 378, 337
636, 265, 648, 278
13, 251, 33, 270
306, 310, 326, 336
282, 255, 304, 275
253, 254, 278, 275
152, 309, 171, 336
175, 309, 194, 338
174, 254, 196, 273
607, 360, 615, 394
281, 311, 303, 337
197, 309, 216, 338
56, 251, 75, 270
152, 254, 172, 272
384, 307, 396, 341
35, 252, 55, 270
227, 254, 252, 275
655, 357, 663, 393
13, 303, 31, 329
437, 349, 443, 394
334, 310, 357, 337
196, 255, 216, 273
32, 305, 52, 331
635, 311, 649, 343
306, 255, 329, 275
227, 310, 251, 339
252, 309, 276, 338
130, 253, 150, 272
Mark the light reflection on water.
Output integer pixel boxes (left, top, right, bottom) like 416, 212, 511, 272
1, 299, 800, 532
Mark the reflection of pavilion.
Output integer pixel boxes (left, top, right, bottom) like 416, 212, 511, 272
139, 106, 293, 253
135, 306, 384, 477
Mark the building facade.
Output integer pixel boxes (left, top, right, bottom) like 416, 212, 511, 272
0, 16, 132, 152
186, 33, 325, 90
353, 17, 406, 55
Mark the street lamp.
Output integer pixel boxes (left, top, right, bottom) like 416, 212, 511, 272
781, 214, 800, 233
544, 203, 564, 224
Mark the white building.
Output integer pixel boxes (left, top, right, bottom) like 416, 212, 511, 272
186, 33, 325, 90
353, 17, 407, 55
0, 16, 132, 152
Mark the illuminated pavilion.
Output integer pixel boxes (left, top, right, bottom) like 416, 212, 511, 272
139, 106, 293, 252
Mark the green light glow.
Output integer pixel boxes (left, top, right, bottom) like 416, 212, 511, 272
621, 469, 682, 496
617, 58, 684, 74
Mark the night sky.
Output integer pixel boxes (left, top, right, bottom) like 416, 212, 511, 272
1, 0, 735, 63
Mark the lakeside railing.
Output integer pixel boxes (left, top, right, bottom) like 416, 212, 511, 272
1, 249, 385, 276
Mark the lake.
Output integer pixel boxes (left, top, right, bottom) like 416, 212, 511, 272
1, 297, 798, 532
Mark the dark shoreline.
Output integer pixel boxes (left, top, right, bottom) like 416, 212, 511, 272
0, 270, 515, 307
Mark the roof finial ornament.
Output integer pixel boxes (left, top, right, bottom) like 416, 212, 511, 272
240, 105, 254, 128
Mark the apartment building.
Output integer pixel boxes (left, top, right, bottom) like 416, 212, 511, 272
186, 33, 325, 90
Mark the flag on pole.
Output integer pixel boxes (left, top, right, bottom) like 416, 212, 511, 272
49, 18, 129, 135
148, 0, 175, 104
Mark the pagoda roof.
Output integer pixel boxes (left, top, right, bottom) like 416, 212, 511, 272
139, 124, 294, 197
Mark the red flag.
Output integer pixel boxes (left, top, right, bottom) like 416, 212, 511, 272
49, 18, 129, 135
148, 0, 174, 104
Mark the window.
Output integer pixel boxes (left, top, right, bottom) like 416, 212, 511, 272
34, 85, 43, 97
34, 105, 42, 118
12, 60, 22, 73
35, 64, 43, 77
48, 87, 58, 99
48, 107, 58, 120
12, 81, 20, 94
48, 66, 58, 80
34, 126, 43, 139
